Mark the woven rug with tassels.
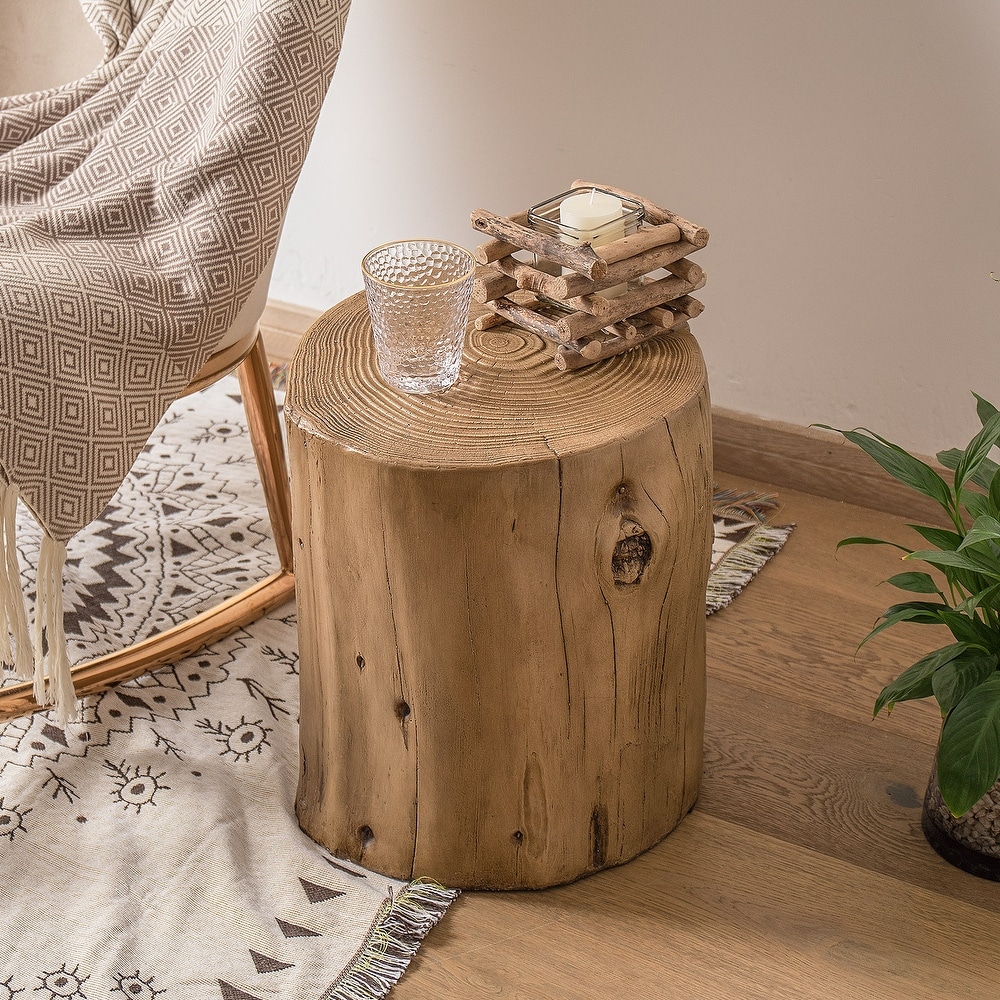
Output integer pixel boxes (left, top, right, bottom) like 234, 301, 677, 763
708, 487, 794, 614
0, 376, 791, 999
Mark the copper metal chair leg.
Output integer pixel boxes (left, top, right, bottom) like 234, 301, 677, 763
0, 330, 295, 720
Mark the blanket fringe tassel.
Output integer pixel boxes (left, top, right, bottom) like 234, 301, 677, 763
0, 480, 32, 681
327, 879, 460, 1000
35, 535, 78, 727
0, 480, 78, 726
706, 522, 794, 616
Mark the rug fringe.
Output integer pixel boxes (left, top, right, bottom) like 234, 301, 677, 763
706, 522, 793, 615
325, 879, 460, 1000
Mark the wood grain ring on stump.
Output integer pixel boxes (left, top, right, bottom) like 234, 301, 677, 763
285, 292, 713, 889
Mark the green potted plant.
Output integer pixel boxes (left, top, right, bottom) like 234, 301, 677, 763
820, 394, 1000, 879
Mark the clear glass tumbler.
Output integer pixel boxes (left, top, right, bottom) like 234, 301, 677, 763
361, 240, 476, 394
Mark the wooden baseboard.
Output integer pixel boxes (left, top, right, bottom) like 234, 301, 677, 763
260, 300, 322, 365
712, 407, 948, 522
260, 299, 945, 522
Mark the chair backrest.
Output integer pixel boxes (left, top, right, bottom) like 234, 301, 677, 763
216, 236, 280, 351
0, 0, 351, 542
1, 1, 289, 356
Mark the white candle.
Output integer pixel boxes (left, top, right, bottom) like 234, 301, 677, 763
559, 189, 624, 248
559, 189, 626, 294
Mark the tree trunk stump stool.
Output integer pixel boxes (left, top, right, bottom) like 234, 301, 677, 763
285, 292, 713, 890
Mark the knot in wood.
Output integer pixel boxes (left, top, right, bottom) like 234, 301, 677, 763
611, 519, 652, 586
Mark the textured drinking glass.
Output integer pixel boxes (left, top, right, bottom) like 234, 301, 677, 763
362, 240, 476, 394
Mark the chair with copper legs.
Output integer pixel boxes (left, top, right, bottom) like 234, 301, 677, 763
0, 323, 295, 720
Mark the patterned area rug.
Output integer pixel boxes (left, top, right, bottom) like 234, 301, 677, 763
707, 488, 794, 615
0, 377, 791, 1000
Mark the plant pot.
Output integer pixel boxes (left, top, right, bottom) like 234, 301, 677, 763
922, 763, 1000, 880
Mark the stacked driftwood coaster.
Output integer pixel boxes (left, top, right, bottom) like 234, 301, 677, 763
470, 179, 708, 370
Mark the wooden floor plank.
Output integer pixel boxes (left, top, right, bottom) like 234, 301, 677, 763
701, 673, 1000, 912
707, 475, 948, 734
395, 813, 1000, 999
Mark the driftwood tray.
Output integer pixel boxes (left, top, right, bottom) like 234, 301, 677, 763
470, 179, 709, 370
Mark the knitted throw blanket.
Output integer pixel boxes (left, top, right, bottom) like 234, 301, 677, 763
0, 0, 350, 723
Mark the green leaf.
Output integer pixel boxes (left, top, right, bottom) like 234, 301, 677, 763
956, 582, 1000, 618
932, 652, 998, 714
836, 428, 954, 510
974, 393, 999, 427
871, 602, 993, 647
879, 601, 952, 616
874, 643, 971, 715
906, 548, 1000, 581
937, 610, 998, 647
937, 673, 1000, 815
961, 489, 995, 522
973, 461, 998, 493
884, 572, 942, 595
862, 601, 953, 646
955, 411, 1000, 493
905, 528, 984, 601
836, 536, 911, 554
937, 447, 961, 471
907, 524, 963, 552
958, 515, 1000, 551
939, 447, 1000, 493
989, 467, 1000, 514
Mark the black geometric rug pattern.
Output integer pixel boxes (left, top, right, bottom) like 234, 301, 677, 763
0, 378, 455, 1000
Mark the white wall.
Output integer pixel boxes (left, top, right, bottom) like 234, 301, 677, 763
277, 0, 1000, 457
5, 0, 1000, 458
0, 0, 102, 95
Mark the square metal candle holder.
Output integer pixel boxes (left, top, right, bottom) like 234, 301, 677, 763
527, 186, 645, 247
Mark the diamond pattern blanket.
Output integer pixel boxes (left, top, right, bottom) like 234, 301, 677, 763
0, 0, 351, 723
